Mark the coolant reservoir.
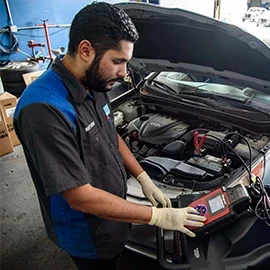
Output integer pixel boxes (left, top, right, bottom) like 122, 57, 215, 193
116, 102, 139, 122
113, 111, 124, 127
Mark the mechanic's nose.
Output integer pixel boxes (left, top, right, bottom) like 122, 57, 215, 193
117, 64, 127, 78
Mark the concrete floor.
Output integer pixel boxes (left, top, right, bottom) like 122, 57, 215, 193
0, 145, 158, 270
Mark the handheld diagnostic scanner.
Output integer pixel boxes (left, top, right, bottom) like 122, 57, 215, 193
187, 184, 251, 237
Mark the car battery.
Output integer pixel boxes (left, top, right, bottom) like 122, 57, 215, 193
186, 155, 227, 176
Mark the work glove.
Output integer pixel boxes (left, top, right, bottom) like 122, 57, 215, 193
148, 206, 206, 237
136, 171, 172, 208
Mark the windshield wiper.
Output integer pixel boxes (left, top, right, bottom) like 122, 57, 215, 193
150, 81, 217, 108
152, 80, 179, 94
178, 91, 218, 99
176, 92, 222, 109
229, 99, 270, 117
179, 92, 270, 117
202, 94, 270, 117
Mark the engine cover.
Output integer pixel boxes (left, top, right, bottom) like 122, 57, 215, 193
137, 113, 189, 145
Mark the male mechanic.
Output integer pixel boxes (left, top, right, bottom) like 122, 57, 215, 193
14, 2, 206, 269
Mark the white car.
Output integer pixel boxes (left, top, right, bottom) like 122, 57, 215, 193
256, 9, 270, 26
242, 7, 267, 22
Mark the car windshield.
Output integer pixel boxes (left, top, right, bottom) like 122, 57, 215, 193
154, 71, 270, 109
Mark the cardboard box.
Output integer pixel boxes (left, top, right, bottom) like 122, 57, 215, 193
0, 105, 14, 156
0, 92, 20, 146
23, 70, 45, 86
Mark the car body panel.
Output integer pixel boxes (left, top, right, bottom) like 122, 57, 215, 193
115, 2, 270, 94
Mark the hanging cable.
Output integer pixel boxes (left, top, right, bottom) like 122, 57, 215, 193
224, 131, 253, 172
204, 133, 252, 181
251, 175, 270, 226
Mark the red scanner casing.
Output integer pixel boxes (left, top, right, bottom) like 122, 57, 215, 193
187, 187, 230, 229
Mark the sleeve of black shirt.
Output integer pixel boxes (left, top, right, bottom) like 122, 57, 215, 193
15, 103, 90, 197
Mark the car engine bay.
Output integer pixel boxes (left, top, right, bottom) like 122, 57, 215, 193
114, 99, 270, 191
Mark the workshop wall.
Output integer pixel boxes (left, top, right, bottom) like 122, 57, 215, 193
0, 0, 126, 63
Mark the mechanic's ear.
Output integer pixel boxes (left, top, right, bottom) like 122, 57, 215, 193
78, 40, 95, 63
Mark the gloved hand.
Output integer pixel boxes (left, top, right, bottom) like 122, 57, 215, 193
148, 206, 206, 237
136, 171, 172, 208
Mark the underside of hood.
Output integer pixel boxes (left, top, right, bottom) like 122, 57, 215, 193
115, 2, 270, 93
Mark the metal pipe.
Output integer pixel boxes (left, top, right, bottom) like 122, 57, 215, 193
16, 48, 32, 58
42, 20, 53, 59
4, 0, 14, 25
17, 24, 71, 31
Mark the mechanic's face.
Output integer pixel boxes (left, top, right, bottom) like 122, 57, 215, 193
82, 40, 133, 92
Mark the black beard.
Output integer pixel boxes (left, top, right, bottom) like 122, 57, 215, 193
82, 56, 117, 93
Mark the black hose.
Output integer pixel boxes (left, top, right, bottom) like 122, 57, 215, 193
224, 131, 253, 172
205, 134, 252, 181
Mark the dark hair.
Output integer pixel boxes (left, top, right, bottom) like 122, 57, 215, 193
67, 2, 139, 57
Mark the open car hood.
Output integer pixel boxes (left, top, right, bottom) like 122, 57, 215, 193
115, 2, 270, 94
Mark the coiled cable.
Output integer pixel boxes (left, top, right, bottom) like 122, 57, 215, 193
0, 29, 19, 54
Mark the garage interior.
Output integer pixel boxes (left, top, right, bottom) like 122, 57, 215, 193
1, 0, 270, 270
0, 1, 159, 268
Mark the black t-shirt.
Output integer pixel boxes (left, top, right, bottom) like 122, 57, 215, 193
13, 57, 130, 259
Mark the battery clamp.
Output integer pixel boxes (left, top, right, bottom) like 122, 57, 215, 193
186, 184, 251, 237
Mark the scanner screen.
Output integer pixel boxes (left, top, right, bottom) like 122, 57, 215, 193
208, 195, 225, 214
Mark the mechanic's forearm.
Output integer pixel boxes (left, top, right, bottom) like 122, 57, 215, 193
63, 183, 152, 224
118, 134, 143, 178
